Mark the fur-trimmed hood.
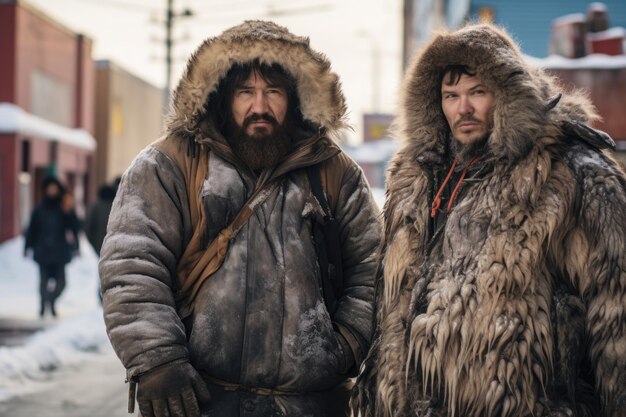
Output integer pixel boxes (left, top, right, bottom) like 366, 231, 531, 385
397, 23, 598, 163
166, 20, 348, 142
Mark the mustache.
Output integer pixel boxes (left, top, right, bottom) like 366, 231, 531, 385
243, 113, 278, 128
454, 115, 483, 129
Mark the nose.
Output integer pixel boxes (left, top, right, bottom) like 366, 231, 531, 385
458, 95, 473, 115
250, 91, 269, 114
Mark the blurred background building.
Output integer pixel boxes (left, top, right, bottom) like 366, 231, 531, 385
0, 0, 165, 243
0, 0, 96, 242
94, 60, 164, 187
1, 0, 625, 240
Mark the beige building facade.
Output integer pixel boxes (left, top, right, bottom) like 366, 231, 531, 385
94, 60, 164, 186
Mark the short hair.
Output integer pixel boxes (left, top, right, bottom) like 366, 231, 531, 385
204, 59, 307, 136
440, 64, 476, 87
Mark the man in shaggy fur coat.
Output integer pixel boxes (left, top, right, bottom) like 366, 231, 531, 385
352, 23, 626, 417
99, 21, 380, 417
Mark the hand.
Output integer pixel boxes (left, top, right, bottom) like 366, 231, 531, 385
137, 361, 211, 417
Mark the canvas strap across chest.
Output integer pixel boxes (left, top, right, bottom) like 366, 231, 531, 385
151, 139, 269, 318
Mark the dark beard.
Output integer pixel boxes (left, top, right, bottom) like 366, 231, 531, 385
227, 114, 293, 173
451, 132, 490, 165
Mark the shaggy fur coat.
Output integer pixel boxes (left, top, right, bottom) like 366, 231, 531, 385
352, 24, 626, 417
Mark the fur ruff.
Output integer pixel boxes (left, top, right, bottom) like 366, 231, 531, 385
166, 20, 348, 143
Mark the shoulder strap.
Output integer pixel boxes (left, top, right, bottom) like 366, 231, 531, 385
152, 136, 280, 318
175, 179, 281, 318
306, 165, 344, 315
306, 165, 332, 220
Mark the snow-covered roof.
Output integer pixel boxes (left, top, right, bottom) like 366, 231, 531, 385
0, 103, 96, 151
587, 27, 626, 41
588, 2, 607, 12
526, 53, 626, 70
552, 13, 585, 26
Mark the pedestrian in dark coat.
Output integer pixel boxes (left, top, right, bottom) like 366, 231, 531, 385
24, 176, 81, 317
84, 183, 117, 256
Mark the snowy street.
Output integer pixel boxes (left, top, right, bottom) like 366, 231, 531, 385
0, 345, 128, 417
0, 236, 133, 416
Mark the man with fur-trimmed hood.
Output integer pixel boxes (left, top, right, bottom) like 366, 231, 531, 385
99, 21, 380, 417
352, 23, 626, 417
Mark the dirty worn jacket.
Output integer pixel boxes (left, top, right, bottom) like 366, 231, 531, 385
100, 20, 380, 417
353, 24, 626, 417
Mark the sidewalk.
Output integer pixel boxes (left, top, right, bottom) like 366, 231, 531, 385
0, 344, 131, 417
0, 318, 50, 347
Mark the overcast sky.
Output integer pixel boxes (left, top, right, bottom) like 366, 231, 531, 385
26, 0, 404, 143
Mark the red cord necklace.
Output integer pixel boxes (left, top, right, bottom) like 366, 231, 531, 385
430, 155, 481, 218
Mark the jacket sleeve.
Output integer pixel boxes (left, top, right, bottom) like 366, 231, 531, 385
562, 149, 626, 416
24, 209, 38, 251
332, 159, 381, 370
99, 146, 193, 380
66, 210, 81, 252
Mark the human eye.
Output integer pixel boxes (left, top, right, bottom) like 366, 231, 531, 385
266, 87, 283, 96
237, 88, 253, 96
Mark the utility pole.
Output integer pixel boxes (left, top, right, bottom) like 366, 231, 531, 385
163, 0, 193, 109
165, 0, 173, 108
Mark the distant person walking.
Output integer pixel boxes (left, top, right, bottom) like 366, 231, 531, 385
84, 178, 119, 302
24, 176, 81, 318
84, 179, 119, 256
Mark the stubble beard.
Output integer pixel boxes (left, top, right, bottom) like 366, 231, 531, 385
451, 132, 490, 164
451, 114, 492, 164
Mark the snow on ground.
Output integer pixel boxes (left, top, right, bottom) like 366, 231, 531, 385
0, 235, 112, 401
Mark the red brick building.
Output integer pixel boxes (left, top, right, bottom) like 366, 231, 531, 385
543, 56, 626, 166
0, 0, 96, 243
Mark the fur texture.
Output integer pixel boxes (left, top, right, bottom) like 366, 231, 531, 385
352, 24, 626, 417
166, 20, 348, 143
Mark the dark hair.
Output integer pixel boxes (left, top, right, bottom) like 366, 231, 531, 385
42, 176, 65, 193
440, 64, 476, 87
204, 60, 307, 136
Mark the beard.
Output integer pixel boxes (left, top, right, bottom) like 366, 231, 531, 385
227, 113, 293, 172
451, 131, 490, 164
450, 113, 493, 164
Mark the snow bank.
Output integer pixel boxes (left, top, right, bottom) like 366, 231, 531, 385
0, 235, 111, 401
0, 309, 110, 401
0, 235, 100, 319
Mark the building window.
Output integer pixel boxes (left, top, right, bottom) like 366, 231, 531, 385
21, 139, 30, 173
